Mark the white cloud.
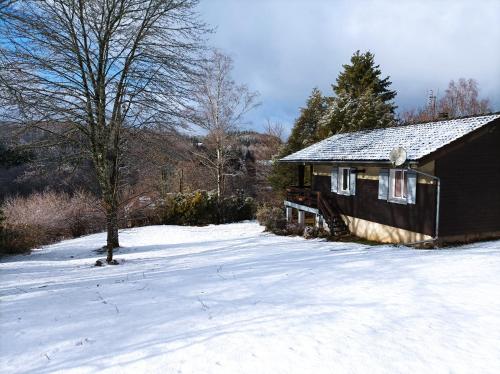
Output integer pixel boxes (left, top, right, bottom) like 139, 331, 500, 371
199, 0, 500, 132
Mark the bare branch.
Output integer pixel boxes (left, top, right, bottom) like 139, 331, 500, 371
0, 0, 208, 259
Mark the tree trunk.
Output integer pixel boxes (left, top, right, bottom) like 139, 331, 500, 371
105, 203, 119, 263
216, 147, 224, 223
216, 147, 222, 199
216, 168, 223, 224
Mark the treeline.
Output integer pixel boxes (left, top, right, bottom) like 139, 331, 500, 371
0, 124, 281, 254
0, 47, 281, 255
0, 125, 281, 200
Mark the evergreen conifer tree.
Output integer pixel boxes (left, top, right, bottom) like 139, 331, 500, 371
320, 51, 397, 137
269, 88, 326, 192
333, 50, 396, 109
269, 51, 397, 194
284, 88, 326, 154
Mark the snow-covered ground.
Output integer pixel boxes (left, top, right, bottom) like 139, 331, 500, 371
1, 222, 500, 374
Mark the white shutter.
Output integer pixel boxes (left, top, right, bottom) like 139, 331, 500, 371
378, 168, 389, 200
407, 170, 417, 204
331, 167, 338, 193
349, 168, 356, 195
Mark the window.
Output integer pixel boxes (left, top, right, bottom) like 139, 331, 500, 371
332, 167, 356, 196
393, 169, 407, 198
379, 168, 417, 204
389, 169, 408, 203
339, 167, 350, 194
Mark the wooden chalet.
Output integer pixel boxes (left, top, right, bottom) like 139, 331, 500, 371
280, 114, 500, 245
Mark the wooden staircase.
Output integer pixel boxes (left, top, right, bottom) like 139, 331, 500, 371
317, 193, 350, 237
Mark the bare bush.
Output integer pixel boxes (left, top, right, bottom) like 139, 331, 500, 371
122, 192, 161, 228
256, 204, 287, 234
1, 191, 104, 254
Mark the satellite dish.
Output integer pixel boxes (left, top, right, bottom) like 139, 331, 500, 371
389, 147, 407, 166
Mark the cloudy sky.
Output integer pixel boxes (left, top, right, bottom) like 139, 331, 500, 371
199, 0, 500, 134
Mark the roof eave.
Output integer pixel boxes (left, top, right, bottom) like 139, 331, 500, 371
279, 159, 420, 165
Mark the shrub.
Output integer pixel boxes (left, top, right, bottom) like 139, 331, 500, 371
0, 189, 255, 255
0, 208, 9, 253
66, 190, 106, 237
122, 195, 162, 228
158, 190, 255, 226
159, 190, 216, 225
221, 192, 256, 223
285, 223, 304, 236
303, 226, 329, 239
256, 204, 287, 234
256, 205, 331, 238
1, 190, 104, 255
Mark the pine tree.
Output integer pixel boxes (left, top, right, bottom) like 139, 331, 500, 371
269, 51, 397, 193
320, 51, 397, 137
284, 88, 326, 154
269, 88, 327, 192
333, 50, 396, 109
320, 90, 396, 137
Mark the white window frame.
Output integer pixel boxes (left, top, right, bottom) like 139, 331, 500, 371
338, 167, 351, 195
389, 168, 408, 204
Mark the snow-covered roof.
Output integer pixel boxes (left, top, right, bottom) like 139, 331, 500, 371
280, 114, 500, 163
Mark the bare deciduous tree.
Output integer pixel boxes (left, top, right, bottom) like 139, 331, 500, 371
0, 0, 206, 262
399, 106, 436, 124
439, 78, 491, 118
253, 120, 283, 203
401, 78, 492, 124
263, 120, 285, 144
189, 50, 259, 207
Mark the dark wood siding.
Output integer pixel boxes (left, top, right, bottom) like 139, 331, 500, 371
435, 124, 500, 237
313, 175, 437, 236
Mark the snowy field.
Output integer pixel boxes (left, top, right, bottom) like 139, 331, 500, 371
1, 222, 500, 374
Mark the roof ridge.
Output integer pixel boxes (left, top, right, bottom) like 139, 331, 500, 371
326, 112, 500, 139
400, 111, 500, 126
281, 113, 499, 163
